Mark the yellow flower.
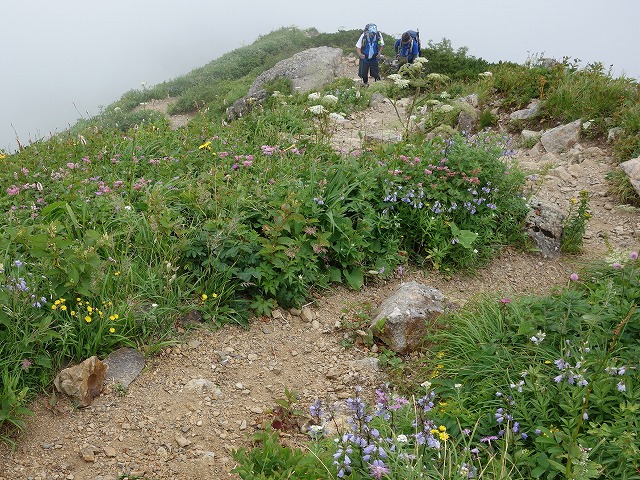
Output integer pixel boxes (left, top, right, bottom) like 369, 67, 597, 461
87, 306, 93, 313
98, 310, 104, 318
109, 327, 115, 333
54, 299, 61, 305
114, 271, 120, 276
85, 316, 92, 323
439, 432, 450, 441
60, 305, 67, 311
0, 153, 6, 159
199, 141, 212, 150
76, 298, 82, 302
71, 311, 76, 316
201, 293, 208, 301
545, 360, 551, 364
212, 293, 218, 298
439, 425, 447, 432
51, 304, 58, 310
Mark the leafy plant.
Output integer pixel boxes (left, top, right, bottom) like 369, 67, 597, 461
561, 190, 591, 254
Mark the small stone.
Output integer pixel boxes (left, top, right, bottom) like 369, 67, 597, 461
290, 350, 299, 357
103, 445, 117, 457
326, 367, 341, 379
247, 353, 258, 361
311, 320, 321, 330
250, 406, 263, 414
301, 307, 314, 322
175, 434, 191, 448
79, 446, 96, 462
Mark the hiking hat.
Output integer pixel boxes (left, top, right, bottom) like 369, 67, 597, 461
401, 32, 411, 44
367, 23, 378, 34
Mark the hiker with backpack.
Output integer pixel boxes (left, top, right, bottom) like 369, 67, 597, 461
394, 30, 421, 65
356, 23, 384, 86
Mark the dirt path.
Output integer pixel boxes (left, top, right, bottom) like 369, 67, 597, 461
2, 68, 639, 480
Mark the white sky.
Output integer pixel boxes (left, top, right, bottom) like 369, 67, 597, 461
1, 0, 638, 152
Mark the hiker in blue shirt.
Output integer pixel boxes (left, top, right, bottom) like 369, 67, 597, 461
394, 30, 420, 65
356, 23, 384, 86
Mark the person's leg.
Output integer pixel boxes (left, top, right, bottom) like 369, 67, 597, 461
370, 62, 380, 81
358, 59, 369, 84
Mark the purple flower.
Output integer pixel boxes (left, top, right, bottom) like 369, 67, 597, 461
20, 358, 32, 370
369, 460, 389, 479
617, 381, 626, 392
630, 251, 638, 260
570, 273, 579, 281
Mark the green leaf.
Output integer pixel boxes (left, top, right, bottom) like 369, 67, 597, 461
343, 267, 363, 290
450, 222, 478, 249
328, 267, 341, 283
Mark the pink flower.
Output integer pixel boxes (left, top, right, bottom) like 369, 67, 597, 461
630, 251, 638, 261
7, 185, 20, 195
500, 297, 511, 304
612, 263, 622, 269
570, 273, 579, 282
20, 358, 32, 370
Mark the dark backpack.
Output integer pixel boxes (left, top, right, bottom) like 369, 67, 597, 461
402, 30, 421, 57
361, 25, 382, 60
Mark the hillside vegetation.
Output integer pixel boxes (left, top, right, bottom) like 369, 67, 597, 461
1, 27, 639, 478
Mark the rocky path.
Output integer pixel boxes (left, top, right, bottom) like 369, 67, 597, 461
2, 70, 639, 480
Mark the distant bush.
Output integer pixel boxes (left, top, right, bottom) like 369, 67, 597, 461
423, 38, 492, 81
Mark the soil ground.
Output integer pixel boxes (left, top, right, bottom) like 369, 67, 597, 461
1, 58, 639, 480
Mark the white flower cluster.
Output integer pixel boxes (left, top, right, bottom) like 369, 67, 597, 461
478, 71, 493, 78
427, 73, 450, 83
308, 92, 321, 101
321, 94, 339, 106
308, 104, 327, 115
439, 91, 451, 100
329, 112, 346, 122
413, 56, 428, 65
435, 104, 454, 113
387, 74, 410, 88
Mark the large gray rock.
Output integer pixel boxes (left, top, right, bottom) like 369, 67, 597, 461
248, 46, 343, 96
103, 347, 145, 388
510, 99, 541, 121
619, 157, 640, 197
227, 46, 343, 120
370, 281, 448, 354
525, 198, 566, 258
541, 120, 581, 154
